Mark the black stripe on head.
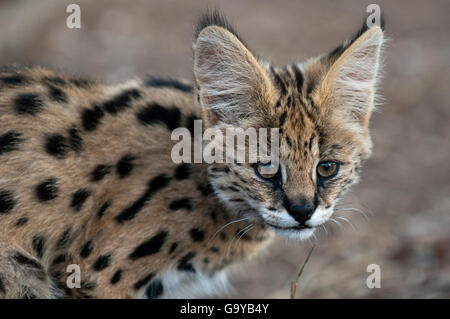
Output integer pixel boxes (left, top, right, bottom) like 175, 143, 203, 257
136, 104, 182, 131
129, 231, 168, 260
0, 131, 23, 155
116, 174, 171, 223
103, 89, 141, 115
292, 64, 304, 94
271, 66, 287, 97
145, 77, 193, 92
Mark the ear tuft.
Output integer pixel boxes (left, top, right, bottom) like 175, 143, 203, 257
194, 10, 247, 49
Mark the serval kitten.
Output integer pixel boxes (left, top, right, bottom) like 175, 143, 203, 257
0, 12, 385, 298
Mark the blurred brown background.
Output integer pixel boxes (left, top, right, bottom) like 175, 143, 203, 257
1, 0, 449, 298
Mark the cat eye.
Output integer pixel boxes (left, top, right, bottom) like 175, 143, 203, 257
254, 162, 280, 180
317, 161, 339, 179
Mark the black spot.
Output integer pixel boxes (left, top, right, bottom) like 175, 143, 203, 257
0, 273, 5, 294
169, 242, 178, 254
203, 257, 210, 264
177, 252, 196, 273
210, 247, 220, 253
90, 164, 112, 182
12, 252, 46, 280
97, 201, 110, 219
70, 189, 90, 211
219, 233, 227, 241
70, 78, 91, 89
133, 273, 155, 290
110, 270, 123, 285
1, 75, 27, 86
116, 174, 171, 223
146, 279, 164, 299
68, 127, 83, 152
103, 89, 141, 115
189, 228, 205, 242
136, 103, 181, 131
81, 105, 104, 131
80, 281, 97, 290
52, 254, 66, 265
32, 235, 46, 259
0, 131, 23, 155
57, 228, 72, 249
174, 163, 191, 180
185, 114, 198, 136
210, 211, 218, 223
228, 186, 239, 192
43, 76, 66, 86
14, 93, 44, 115
169, 198, 193, 211
48, 85, 68, 103
144, 77, 193, 92
35, 178, 59, 201
45, 134, 69, 158
129, 231, 168, 260
15, 217, 28, 226
80, 240, 93, 259
198, 182, 214, 196
92, 253, 112, 272
0, 190, 16, 214
116, 154, 136, 178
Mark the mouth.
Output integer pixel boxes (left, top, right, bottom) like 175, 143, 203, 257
266, 222, 313, 231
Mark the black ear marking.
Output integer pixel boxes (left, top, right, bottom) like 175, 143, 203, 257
195, 9, 245, 46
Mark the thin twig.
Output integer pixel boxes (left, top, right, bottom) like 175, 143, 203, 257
290, 245, 315, 299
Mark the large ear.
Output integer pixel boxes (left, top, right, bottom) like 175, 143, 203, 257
193, 15, 274, 126
317, 24, 385, 131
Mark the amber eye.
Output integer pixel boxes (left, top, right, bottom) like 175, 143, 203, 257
255, 162, 279, 180
317, 161, 339, 179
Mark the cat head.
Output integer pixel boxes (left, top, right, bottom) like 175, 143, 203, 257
193, 11, 385, 240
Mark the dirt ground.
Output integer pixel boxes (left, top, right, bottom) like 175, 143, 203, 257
0, 0, 449, 298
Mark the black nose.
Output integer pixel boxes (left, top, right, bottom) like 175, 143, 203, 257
284, 198, 316, 225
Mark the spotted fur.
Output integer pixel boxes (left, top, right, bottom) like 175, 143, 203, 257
0, 12, 384, 298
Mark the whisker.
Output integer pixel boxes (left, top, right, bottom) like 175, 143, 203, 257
208, 217, 249, 243
334, 207, 369, 220
226, 224, 254, 257
335, 215, 358, 231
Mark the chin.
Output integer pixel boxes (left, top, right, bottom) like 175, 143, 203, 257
271, 227, 315, 241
